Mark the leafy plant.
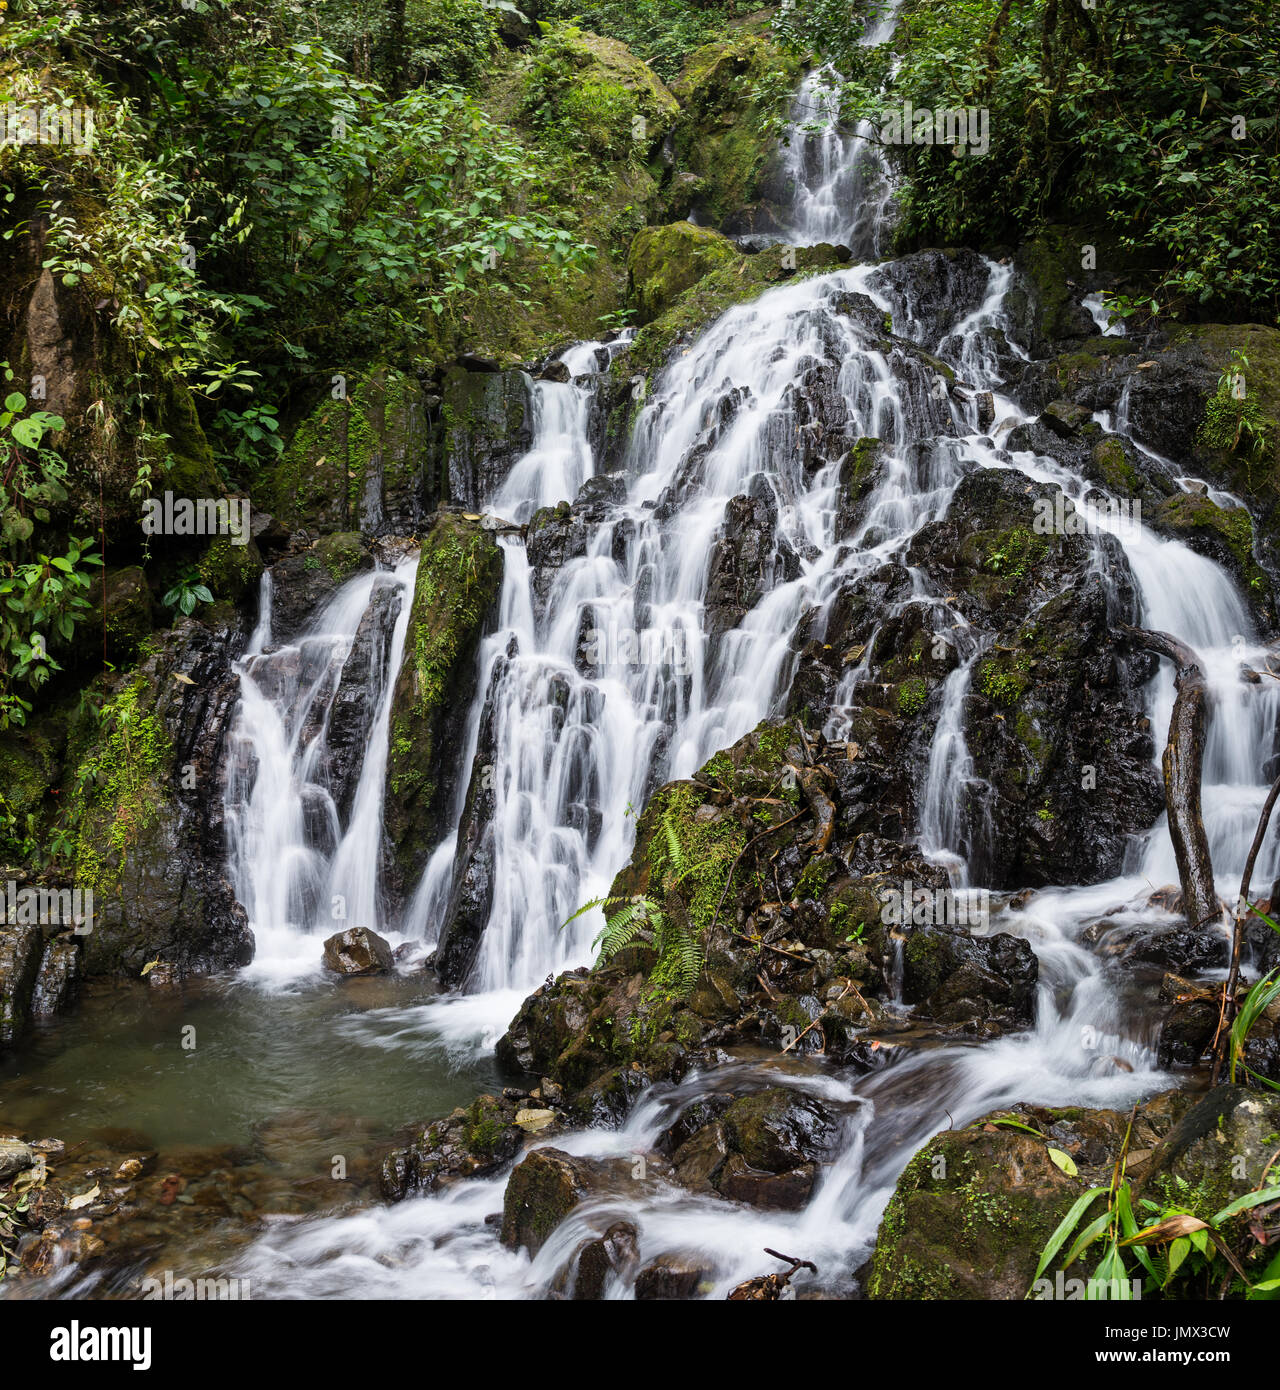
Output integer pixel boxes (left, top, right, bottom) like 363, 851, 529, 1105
564, 807, 732, 999
162, 567, 214, 618
1030, 1110, 1280, 1299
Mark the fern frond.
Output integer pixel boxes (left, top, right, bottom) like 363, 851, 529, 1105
562, 894, 631, 932
594, 898, 660, 960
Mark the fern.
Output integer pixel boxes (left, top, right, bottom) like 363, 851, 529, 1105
562, 806, 726, 1000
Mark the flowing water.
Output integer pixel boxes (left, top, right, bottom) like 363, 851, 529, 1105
9, 31, 1277, 1299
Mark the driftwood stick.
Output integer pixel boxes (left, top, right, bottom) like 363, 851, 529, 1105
1211, 771, 1280, 1083
1119, 626, 1219, 932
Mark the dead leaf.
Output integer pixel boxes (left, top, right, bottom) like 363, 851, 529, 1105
172, 672, 195, 686
66, 1184, 100, 1211
1120, 1213, 1208, 1246
140, 958, 160, 976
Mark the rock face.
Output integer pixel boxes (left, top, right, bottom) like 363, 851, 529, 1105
66, 618, 254, 979
500, 1147, 624, 1256
383, 513, 503, 898
322, 927, 394, 976
264, 368, 438, 536
668, 35, 802, 231
902, 926, 1038, 1034
0, 924, 43, 1048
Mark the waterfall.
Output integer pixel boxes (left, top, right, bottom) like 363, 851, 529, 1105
223, 555, 418, 981
222, 42, 1279, 1300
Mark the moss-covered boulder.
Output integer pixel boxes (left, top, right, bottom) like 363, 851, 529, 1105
384, 513, 503, 894
0, 708, 70, 865
667, 35, 803, 229
627, 222, 740, 325
80, 566, 154, 665
1140, 1086, 1280, 1220
1149, 490, 1270, 610
265, 368, 436, 536
439, 365, 533, 508
522, 24, 679, 159
501, 1146, 627, 1255
866, 1125, 1085, 1299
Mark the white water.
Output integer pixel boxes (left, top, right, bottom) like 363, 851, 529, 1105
224, 555, 419, 984
222, 48, 1279, 1298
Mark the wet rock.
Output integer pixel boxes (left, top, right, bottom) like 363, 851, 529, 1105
0, 1138, 35, 1179
30, 936, 81, 1018
81, 566, 154, 665
0, 923, 42, 1047
380, 1095, 525, 1200
501, 1148, 619, 1256
265, 368, 438, 535
326, 576, 404, 825
903, 467, 1163, 887
716, 1155, 817, 1210
634, 1251, 711, 1300
71, 617, 256, 980
867, 248, 995, 350
866, 1124, 1083, 1299
1156, 973, 1220, 1068
902, 925, 1038, 1032
383, 513, 503, 899
1140, 1086, 1280, 1215
1040, 399, 1095, 438
721, 1088, 839, 1171
440, 366, 534, 507
565, 1220, 640, 1300
322, 927, 394, 975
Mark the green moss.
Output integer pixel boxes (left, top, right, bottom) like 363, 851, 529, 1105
625, 242, 849, 381
464, 1096, 507, 1157
896, 674, 928, 717
1153, 491, 1268, 596
1091, 437, 1141, 496
384, 514, 503, 884
197, 534, 263, 604
66, 679, 172, 895
982, 527, 1048, 580
667, 34, 801, 227
312, 532, 366, 584
627, 221, 740, 325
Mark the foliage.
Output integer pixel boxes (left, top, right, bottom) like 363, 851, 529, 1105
0, 368, 102, 727
783, 0, 1280, 323
565, 805, 739, 999
537, 0, 756, 83
1198, 350, 1272, 460
162, 566, 215, 618
1030, 1110, 1280, 1299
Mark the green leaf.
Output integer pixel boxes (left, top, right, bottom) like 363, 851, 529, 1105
1030, 1187, 1108, 1286
1048, 1147, 1079, 1176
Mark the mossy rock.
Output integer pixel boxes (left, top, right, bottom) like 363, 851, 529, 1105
866, 1125, 1083, 1299
311, 531, 368, 585
1149, 490, 1270, 609
82, 565, 154, 664
266, 368, 434, 535
627, 221, 741, 325
523, 24, 679, 158
0, 708, 69, 863
197, 534, 264, 607
625, 241, 849, 380
383, 513, 503, 890
668, 34, 802, 229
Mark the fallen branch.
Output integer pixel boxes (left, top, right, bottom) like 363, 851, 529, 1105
727, 1248, 819, 1300
1119, 626, 1220, 931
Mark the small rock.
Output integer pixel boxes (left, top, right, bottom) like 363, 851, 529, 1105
322, 927, 394, 976
0, 1138, 35, 1179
